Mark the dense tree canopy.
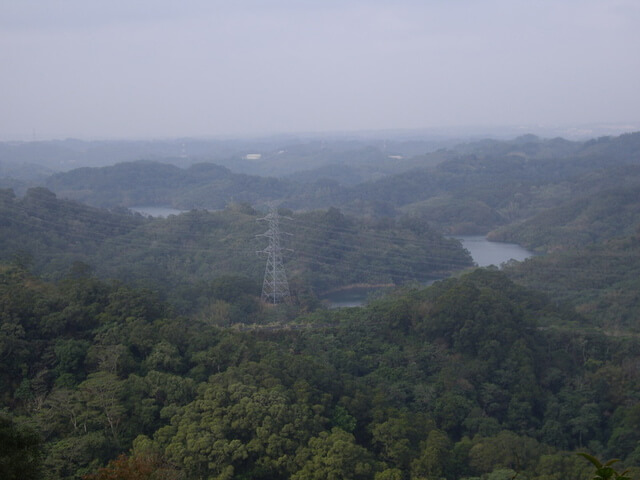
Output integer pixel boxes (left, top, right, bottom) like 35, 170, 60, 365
1, 263, 639, 479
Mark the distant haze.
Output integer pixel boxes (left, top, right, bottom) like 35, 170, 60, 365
1, 0, 639, 140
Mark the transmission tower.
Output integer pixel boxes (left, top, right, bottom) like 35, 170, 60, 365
257, 206, 292, 304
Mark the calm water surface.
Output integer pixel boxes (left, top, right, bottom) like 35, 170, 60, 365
453, 235, 534, 267
130, 206, 186, 217
325, 236, 534, 308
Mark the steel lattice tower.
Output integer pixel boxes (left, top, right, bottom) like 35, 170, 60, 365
257, 206, 291, 304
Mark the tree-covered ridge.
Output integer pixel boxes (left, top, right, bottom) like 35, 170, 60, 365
488, 173, 640, 252
44, 161, 297, 210
0, 263, 199, 478
451, 132, 640, 163
2, 266, 639, 479
56, 133, 640, 232
93, 205, 472, 306
342, 133, 640, 231
503, 230, 640, 333
32, 132, 640, 234
0, 187, 144, 272
479, 164, 640, 335
0, 189, 471, 308
0, 136, 458, 175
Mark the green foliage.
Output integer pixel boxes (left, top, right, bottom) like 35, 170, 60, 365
1, 264, 640, 479
291, 428, 377, 480
410, 429, 452, 479
578, 453, 632, 480
0, 412, 42, 480
163, 373, 329, 479
490, 185, 640, 252
533, 452, 592, 480
5, 131, 640, 480
0, 187, 143, 275
0, 190, 472, 309
504, 234, 640, 332
44, 161, 293, 210
468, 430, 545, 474
22, 131, 640, 240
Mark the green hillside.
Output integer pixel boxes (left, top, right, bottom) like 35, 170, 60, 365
44, 161, 297, 209
37, 132, 640, 236
504, 232, 640, 333
489, 184, 640, 252
2, 266, 639, 479
0, 189, 472, 310
0, 187, 144, 273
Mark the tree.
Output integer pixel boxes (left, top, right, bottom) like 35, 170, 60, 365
578, 453, 632, 480
164, 380, 324, 479
468, 431, 543, 475
570, 403, 601, 448
410, 429, 452, 480
534, 452, 592, 480
78, 371, 125, 445
0, 413, 42, 480
370, 413, 428, 470
83, 452, 184, 480
291, 428, 377, 480
43, 432, 108, 479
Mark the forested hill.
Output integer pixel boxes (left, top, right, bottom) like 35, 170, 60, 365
450, 131, 640, 162
450, 134, 582, 158
35, 132, 640, 235
0, 186, 144, 271
489, 180, 640, 252
333, 132, 640, 230
485, 165, 640, 333
44, 161, 296, 209
97, 205, 472, 302
502, 230, 640, 333
0, 189, 472, 308
2, 266, 639, 479
0, 136, 457, 174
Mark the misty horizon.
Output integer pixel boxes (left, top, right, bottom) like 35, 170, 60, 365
2, 1, 639, 141
3, 122, 640, 145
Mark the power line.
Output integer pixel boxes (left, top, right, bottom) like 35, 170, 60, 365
257, 206, 292, 305
2, 198, 640, 291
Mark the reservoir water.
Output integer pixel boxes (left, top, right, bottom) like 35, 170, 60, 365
453, 235, 534, 267
130, 206, 186, 217
324, 236, 534, 308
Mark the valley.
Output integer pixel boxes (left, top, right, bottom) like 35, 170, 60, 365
1, 131, 640, 479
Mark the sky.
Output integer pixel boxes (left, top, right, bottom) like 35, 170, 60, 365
1, 0, 639, 140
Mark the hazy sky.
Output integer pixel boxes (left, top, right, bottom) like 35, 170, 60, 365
1, 0, 639, 140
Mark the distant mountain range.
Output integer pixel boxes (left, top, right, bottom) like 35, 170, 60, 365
2, 131, 640, 237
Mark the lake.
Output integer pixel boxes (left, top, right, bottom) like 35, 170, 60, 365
129, 206, 186, 217
324, 236, 534, 308
453, 235, 534, 267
